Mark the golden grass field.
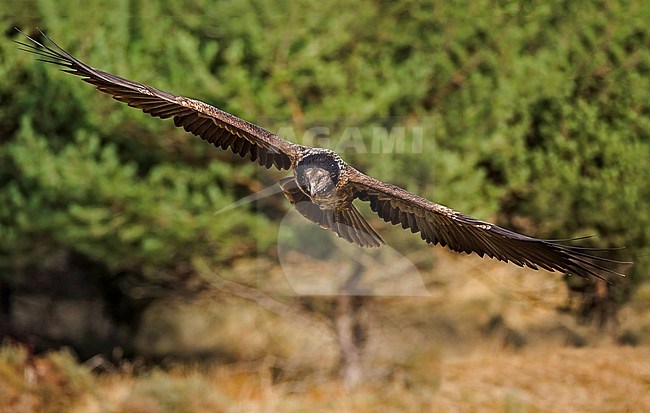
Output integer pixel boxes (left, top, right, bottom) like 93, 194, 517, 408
1, 344, 649, 413
2, 251, 649, 413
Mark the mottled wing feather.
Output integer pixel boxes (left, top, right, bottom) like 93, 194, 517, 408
347, 169, 626, 280
278, 177, 384, 248
17, 31, 296, 170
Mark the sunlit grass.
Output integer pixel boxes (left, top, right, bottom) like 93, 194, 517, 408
0, 346, 94, 413
1, 342, 649, 413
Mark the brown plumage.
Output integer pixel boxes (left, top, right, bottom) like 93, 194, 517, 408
16, 30, 630, 280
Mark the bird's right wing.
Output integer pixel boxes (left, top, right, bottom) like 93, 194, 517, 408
16, 30, 298, 170
347, 168, 630, 280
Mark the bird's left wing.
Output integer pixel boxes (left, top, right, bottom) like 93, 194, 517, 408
347, 168, 628, 280
16, 30, 297, 170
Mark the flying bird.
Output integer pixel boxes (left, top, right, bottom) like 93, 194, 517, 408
16, 30, 629, 280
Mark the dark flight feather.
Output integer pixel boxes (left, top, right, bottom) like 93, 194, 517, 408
348, 169, 629, 280
15, 29, 296, 171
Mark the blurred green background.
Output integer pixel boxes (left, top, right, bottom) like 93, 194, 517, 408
0, 0, 649, 411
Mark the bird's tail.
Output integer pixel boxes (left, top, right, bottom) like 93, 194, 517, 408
279, 177, 384, 248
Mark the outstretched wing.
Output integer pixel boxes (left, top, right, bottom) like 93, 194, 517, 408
347, 168, 629, 280
278, 177, 384, 248
16, 30, 297, 170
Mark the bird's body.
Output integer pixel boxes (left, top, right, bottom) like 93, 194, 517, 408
16, 30, 630, 280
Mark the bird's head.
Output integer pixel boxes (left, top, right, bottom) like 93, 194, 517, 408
295, 152, 341, 197
296, 165, 337, 196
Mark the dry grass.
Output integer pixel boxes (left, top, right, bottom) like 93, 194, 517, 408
434, 346, 650, 412
3, 251, 649, 412
0, 346, 94, 413
2, 344, 649, 413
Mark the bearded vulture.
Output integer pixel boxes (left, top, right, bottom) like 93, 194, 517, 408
16, 30, 630, 280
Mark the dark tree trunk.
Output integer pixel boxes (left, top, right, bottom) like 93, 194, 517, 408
0, 281, 12, 336
334, 263, 367, 388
